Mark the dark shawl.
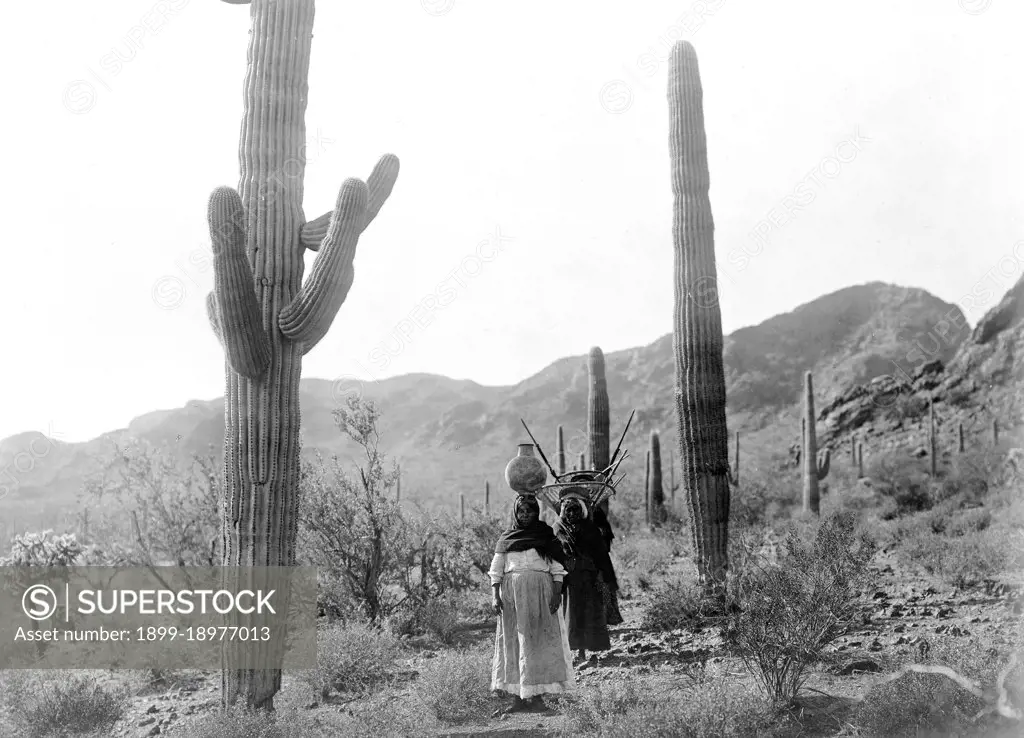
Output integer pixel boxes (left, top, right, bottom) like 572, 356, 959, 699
554, 498, 618, 591
494, 495, 567, 566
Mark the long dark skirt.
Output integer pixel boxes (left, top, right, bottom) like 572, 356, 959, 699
564, 568, 611, 652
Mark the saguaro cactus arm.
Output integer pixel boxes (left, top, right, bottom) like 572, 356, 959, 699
817, 449, 830, 480
208, 187, 272, 379
299, 265, 354, 356
299, 154, 401, 251
278, 179, 368, 343
206, 292, 223, 346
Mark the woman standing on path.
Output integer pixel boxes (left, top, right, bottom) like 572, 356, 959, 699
554, 489, 619, 663
489, 494, 575, 714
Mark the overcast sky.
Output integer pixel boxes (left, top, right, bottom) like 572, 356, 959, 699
1, 0, 1021, 443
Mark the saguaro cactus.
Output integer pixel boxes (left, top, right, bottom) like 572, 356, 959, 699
993, 418, 1000, 445
644, 450, 651, 526
208, 0, 399, 710
588, 347, 611, 494
958, 423, 965, 454
732, 430, 740, 484
648, 431, 665, 525
396, 464, 402, 501
857, 443, 864, 479
669, 41, 731, 593
929, 398, 937, 476
802, 372, 830, 515
555, 426, 566, 476
484, 480, 491, 515
850, 435, 857, 467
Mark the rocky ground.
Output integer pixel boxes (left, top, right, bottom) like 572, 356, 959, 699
89, 537, 1024, 738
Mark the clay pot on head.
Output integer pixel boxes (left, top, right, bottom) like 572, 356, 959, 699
505, 444, 548, 493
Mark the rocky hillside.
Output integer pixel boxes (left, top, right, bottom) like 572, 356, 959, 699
0, 282, 972, 543
819, 275, 1024, 466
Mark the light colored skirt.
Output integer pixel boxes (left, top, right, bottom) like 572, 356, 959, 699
491, 570, 575, 698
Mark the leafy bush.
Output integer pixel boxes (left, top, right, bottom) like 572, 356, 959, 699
3, 671, 130, 737
724, 511, 876, 705
0, 529, 83, 566
300, 620, 403, 700
415, 648, 495, 724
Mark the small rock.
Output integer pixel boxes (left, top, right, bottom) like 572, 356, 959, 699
144, 728, 161, 737
145, 705, 159, 714
138, 718, 156, 727
837, 659, 882, 676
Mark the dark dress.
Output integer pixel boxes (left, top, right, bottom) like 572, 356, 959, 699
559, 516, 619, 652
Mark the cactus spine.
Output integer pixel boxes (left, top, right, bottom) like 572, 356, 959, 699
555, 425, 566, 476
208, 0, 399, 710
929, 397, 937, 476
802, 372, 829, 515
669, 41, 731, 593
648, 431, 665, 525
588, 346, 611, 512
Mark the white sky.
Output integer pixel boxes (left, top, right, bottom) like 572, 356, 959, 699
1, 0, 1021, 443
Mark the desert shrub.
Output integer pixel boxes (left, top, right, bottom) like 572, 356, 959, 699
614, 531, 678, 591
415, 648, 495, 724
724, 511, 876, 705
642, 578, 722, 631
894, 525, 1021, 589
0, 529, 83, 566
886, 393, 929, 424
78, 439, 221, 567
299, 397, 409, 622
300, 620, 403, 700
3, 671, 130, 738
560, 677, 785, 738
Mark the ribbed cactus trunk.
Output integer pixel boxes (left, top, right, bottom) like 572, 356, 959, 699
208, 0, 398, 711
929, 398, 937, 476
669, 41, 730, 594
802, 372, 829, 515
644, 450, 651, 526
648, 431, 665, 525
588, 347, 611, 514
732, 430, 739, 484
555, 426, 566, 476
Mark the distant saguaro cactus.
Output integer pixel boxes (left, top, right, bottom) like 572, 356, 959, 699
958, 423, 965, 454
579, 453, 586, 473
857, 443, 864, 479
644, 450, 651, 526
484, 480, 490, 515
396, 464, 401, 501
802, 372, 830, 515
555, 426, 566, 476
993, 418, 1000, 445
669, 41, 731, 594
588, 347, 611, 511
732, 431, 740, 484
648, 431, 665, 525
850, 435, 856, 467
929, 398, 937, 476
208, 0, 399, 711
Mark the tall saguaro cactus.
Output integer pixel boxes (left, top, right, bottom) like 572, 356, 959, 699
929, 398, 938, 476
587, 347, 611, 471
669, 41, 731, 593
555, 425, 566, 476
648, 431, 665, 525
802, 371, 830, 515
587, 347, 611, 512
208, 0, 399, 710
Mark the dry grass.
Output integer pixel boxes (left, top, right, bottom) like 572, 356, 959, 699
0, 670, 130, 738
299, 620, 404, 701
